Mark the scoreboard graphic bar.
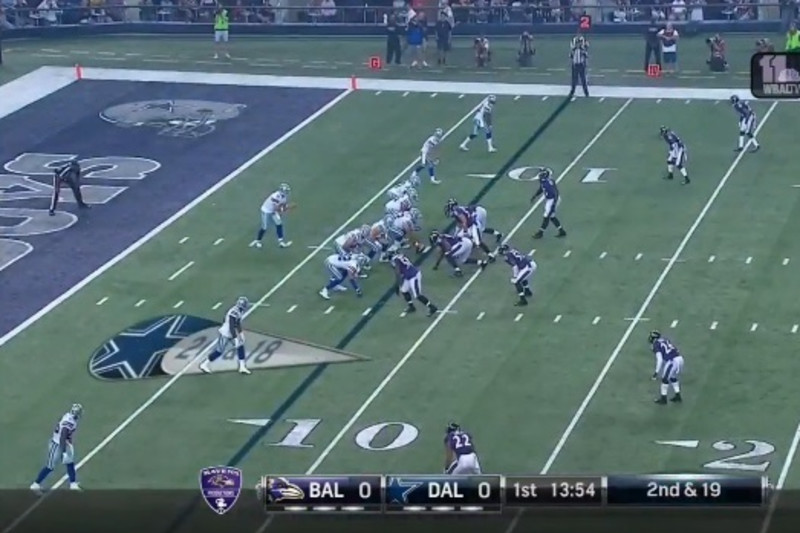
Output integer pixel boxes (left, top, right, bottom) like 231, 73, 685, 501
257, 474, 767, 513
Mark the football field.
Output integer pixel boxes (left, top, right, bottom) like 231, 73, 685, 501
1, 64, 800, 532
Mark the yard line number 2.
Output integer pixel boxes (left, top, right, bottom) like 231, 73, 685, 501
704, 440, 775, 473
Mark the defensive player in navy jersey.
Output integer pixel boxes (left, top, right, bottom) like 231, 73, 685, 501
530, 167, 567, 239
391, 252, 438, 316
444, 199, 501, 260
659, 126, 690, 184
444, 422, 482, 474
498, 243, 536, 306
430, 230, 486, 277
729, 95, 761, 153
648, 330, 684, 404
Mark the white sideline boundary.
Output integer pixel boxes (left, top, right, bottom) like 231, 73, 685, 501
38, 65, 775, 101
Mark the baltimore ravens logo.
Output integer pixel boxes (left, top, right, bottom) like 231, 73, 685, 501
88, 314, 216, 380
100, 100, 246, 138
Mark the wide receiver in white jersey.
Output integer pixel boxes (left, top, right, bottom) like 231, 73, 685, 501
199, 296, 251, 375
411, 128, 443, 185
387, 175, 421, 200
460, 95, 497, 153
31, 403, 83, 492
251, 183, 293, 249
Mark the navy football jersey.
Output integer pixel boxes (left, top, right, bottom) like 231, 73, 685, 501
652, 337, 680, 361
445, 430, 475, 456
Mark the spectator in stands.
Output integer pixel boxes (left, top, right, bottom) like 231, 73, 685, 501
406, 11, 427, 67
779, 0, 797, 33
320, 0, 336, 21
670, 0, 686, 20
37, 0, 61, 25
688, 0, 705, 21
385, 12, 402, 65
435, 5, 453, 65
0, 5, 14, 28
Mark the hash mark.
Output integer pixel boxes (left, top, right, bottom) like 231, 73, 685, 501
745, 256, 753, 264
514, 95, 521, 100
514, 313, 524, 322
96, 297, 108, 306
213, 238, 224, 246
750, 322, 758, 332
714, 100, 721, 105
635, 253, 643, 261
793, 324, 798, 334
458, 94, 465, 99
477, 312, 485, 321
625, 317, 651, 322
542, 96, 549, 101
599, 251, 607, 259
670, 319, 679, 328
599, 97, 605, 102
375, 91, 382, 95
179, 237, 189, 244
168, 261, 194, 281
362, 307, 372, 316
592, 316, 601, 325
563, 250, 571, 258
783, 258, 790, 266
173, 301, 184, 309
324, 306, 335, 315
708, 255, 716, 263
554, 314, 562, 323
135, 299, 146, 307
287, 305, 297, 313
402, 91, 409, 97
430, 93, 438, 98
528, 248, 536, 256
212, 302, 222, 310
710, 321, 718, 330
656, 99, 662, 104
400, 311, 407, 318
685, 99, 691, 104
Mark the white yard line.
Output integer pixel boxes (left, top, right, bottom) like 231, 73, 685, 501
252, 97, 635, 533
759, 421, 800, 533
1, 97, 484, 533
502, 100, 778, 533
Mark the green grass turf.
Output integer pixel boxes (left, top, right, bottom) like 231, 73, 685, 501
2, 64, 800, 523
0, 34, 764, 87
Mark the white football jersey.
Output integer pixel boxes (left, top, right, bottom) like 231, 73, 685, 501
326, 254, 359, 275
51, 412, 78, 445
421, 134, 440, 156
218, 304, 244, 339
387, 180, 414, 200
385, 196, 412, 216
474, 99, 493, 128
336, 228, 364, 249
261, 190, 288, 214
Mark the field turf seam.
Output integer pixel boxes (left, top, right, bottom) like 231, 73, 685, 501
158, 95, 573, 533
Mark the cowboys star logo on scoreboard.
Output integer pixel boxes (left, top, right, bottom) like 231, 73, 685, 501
88, 314, 368, 380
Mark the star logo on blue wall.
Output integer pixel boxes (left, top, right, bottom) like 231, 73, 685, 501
386, 477, 423, 505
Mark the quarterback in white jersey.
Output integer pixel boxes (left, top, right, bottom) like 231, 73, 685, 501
384, 189, 417, 217
199, 296, 251, 375
320, 253, 368, 300
251, 183, 293, 249
460, 95, 497, 152
411, 128, 443, 185
387, 175, 421, 200
31, 403, 83, 492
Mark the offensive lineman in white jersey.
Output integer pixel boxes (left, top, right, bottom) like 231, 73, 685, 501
31, 403, 83, 492
444, 422, 482, 474
335, 225, 371, 260
389, 208, 424, 254
251, 183, 293, 249
460, 95, 497, 153
387, 174, 421, 200
199, 296, 251, 375
411, 128, 443, 185
384, 188, 417, 217
365, 215, 393, 263
319, 252, 368, 300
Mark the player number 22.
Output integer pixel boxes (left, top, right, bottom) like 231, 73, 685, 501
453, 433, 471, 449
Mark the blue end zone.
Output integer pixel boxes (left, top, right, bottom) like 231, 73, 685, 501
0, 80, 341, 337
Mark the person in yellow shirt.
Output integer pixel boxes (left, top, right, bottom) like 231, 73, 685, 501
214, 7, 231, 59
786, 23, 800, 53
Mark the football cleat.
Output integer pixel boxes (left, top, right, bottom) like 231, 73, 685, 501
199, 361, 212, 374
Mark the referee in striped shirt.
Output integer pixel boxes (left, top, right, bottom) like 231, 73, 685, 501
569, 35, 590, 98
49, 161, 90, 216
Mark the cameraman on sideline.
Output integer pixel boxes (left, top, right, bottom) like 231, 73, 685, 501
518, 31, 535, 67
706, 33, 727, 72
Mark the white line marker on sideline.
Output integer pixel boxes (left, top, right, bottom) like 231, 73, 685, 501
745, 256, 753, 264
324, 306, 335, 315
656, 98, 662, 103
402, 91, 409, 97
514, 95, 521, 100
592, 316, 601, 325
287, 305, 297, 313
635, 253, 642, 261
528, 248, 536, 256
793, 324, 798, 334
362, 308, 372, 316
708, 255, 716, 263
213, 238, 224, 246
670, 320, 678, 328
758, 420, 800, 533
260, 99, 635, 522
554, 314, 562, 323
750, 323, 758, 332
599, 251, 607, 259
500, 100, 780, 533
430, 93, 438, 98
96, 297, 108, 306
599, 97, 605, 102
173, 301, 183, 309
542, 96, 549, 101
374, 91, 382, 95
711, 321, 719, 330
168, 261, 194, 281
783, 258, 790, 266
135, 299, 146, 307
179, 237, 189, 244
514, 313, 524, 322
476, 312, 485, 321
458, 94, 465, 99
625, 317, 650, 322
563, 250, 571, 258
212, 302, 222, 310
